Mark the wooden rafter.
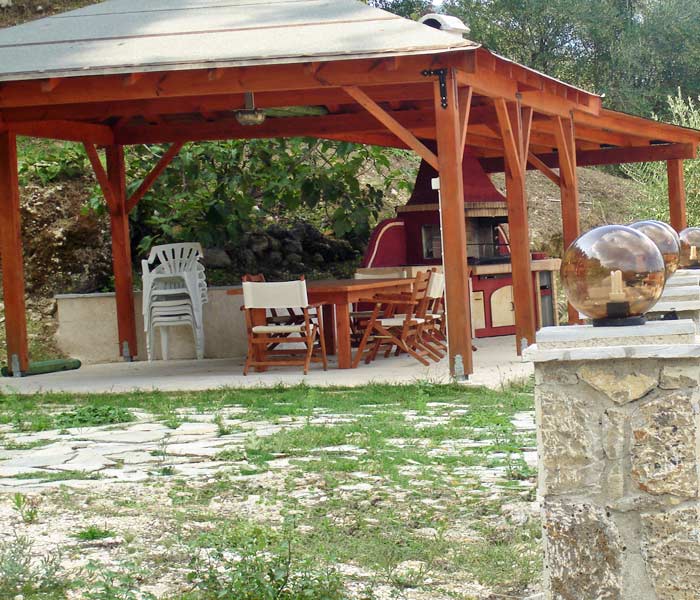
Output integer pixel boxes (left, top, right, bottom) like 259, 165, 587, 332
0, 53, 472, 110
576, 109, 700, 145
9, 120, 114, 145
458, 86, 473, 149
83, 143, 115, 208
480, 142, 698, 173
125, 142, 184, 213
527, 152, 560, 186
114, 108, 436, 145
341, 85, 438, 169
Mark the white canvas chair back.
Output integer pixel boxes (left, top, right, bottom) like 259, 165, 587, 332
243, 280, 309, 310
427, 272, 445, 299
147, 243, 203, 275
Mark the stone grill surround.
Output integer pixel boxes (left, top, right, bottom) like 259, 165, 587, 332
524, 320, 700, 600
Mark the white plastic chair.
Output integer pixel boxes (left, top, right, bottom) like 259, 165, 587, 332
142, 243, 208, 361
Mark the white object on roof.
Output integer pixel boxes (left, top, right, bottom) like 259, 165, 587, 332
0, 0, 478, 82
419, 14, 469, 37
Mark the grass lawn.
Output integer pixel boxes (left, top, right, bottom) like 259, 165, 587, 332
0, 382, 541, 599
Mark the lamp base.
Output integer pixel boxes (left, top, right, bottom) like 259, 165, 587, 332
593, 315, 646, 327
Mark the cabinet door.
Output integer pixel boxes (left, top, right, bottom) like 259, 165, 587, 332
491, 285, 515, 327
471, 291, 486, 330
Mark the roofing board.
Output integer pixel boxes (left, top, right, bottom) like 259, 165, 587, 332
0, 0, 477, 82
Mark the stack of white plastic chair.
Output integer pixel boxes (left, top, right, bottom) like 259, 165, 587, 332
142, 242, 208, 361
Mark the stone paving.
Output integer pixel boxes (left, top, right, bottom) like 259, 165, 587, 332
0, 395, 541, 599
0, 406, 538, 493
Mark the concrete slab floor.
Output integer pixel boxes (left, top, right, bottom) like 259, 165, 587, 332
0, 336, 531, 395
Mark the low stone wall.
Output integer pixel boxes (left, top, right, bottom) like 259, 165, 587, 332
526, 321, 700, 600
55, 288, 247, 363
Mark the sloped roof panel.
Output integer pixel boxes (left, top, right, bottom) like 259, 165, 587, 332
0, 0, 478, 82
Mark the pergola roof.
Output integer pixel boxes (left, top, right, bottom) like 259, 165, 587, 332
0, 0, 698, 376
0, 0, 477, 81
0, 0, 697, 173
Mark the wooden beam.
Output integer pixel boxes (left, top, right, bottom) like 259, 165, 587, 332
105, 146, 138, 361
126, 142, 184, 213
527, 152, 560, 186
553, 116, 582, 325
342, 86, 439, 169
576, 108, 700, 145
10, 120, 114, 145
83, 144, 115, 208
494, 98, 536, 351
0, 131, 29, 375
458, 86, 473, 149
115, 108, 436, 145
0, 53, 473, 109
457, 52, 601, 118
434, 68, 473, 378
667, 159, 687, 232
0, 84, 439, 124
479, 143, 698, 173
520, 106, 533, 167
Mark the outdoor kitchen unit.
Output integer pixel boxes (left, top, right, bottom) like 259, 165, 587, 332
358, 149, 561, 338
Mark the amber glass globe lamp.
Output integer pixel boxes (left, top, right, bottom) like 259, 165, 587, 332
628, 220, 680, 278
679, 227, 700, 269
561, 225, 665, 326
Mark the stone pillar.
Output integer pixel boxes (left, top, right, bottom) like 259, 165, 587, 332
524, 320, 700, 600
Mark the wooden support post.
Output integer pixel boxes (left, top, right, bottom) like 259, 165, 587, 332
105, 145, 138, 360
495, 98, 536, 352
553, 116, 581, 325
0, 131, 29, 374
434, 68, 473, 378
667, 159, 687, 232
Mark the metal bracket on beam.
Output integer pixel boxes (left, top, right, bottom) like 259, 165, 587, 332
122, 341, 133, 362
422, 68, 448, 109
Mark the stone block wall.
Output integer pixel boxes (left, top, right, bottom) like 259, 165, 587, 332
530, 324, 700, 600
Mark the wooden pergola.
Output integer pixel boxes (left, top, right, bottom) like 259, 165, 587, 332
1, 0, 699, 377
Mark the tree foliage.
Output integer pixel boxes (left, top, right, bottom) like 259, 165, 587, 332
106, 139, 411, 255
442, 0, 700, 116
623, 92, 700, 225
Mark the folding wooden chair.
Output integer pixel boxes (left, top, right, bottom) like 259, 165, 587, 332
421, 271, 447, 357
351, 271, 440, 367
242, 273, 303, 326
242, 278, 327, 375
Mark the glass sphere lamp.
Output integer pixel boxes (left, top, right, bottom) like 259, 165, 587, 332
628, 220, 680, 278
561, 225, 665, 326
679, 227, 700, 269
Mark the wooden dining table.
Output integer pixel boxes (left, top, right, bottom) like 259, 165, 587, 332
227, 278, 412, 369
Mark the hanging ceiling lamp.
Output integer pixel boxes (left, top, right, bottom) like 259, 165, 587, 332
560, 225, 665, 326
235, 92, 266, 126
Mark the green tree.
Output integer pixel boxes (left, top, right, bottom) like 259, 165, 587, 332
622, 92, 700, 225
441, 0, 700, 117
117, 138, 410, 255
366, 0, 434, 18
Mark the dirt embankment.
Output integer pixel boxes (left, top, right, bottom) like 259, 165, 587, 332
492, 167, 640, 255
